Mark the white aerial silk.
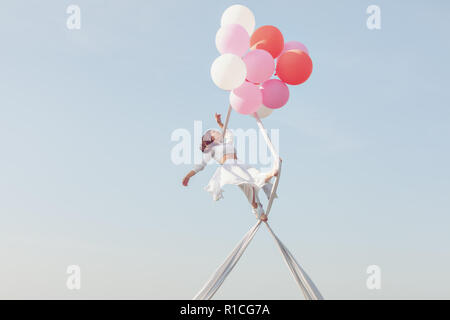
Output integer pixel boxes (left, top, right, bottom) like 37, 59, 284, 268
193, 110, 324, 300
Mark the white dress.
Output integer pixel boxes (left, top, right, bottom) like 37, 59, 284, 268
193, 130, 275, 201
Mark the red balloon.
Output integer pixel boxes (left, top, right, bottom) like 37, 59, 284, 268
276, 49, 313, 85
250, 25, 284, 59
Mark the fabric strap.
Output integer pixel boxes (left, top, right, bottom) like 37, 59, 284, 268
193, 221, 262, 300
222, 105, 232, 136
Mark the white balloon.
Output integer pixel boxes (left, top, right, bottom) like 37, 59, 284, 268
256, 104, 274, 119
210, 54, 247, 91
221, 4, 255, 36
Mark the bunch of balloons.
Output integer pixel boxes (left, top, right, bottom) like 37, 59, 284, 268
210, 4, 313, 118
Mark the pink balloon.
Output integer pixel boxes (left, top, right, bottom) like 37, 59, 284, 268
215, 24, 250, 57
242, 49, 275, 84
260, 79, 290, 109
230, 81, 262, 115
281, 41, 309, 56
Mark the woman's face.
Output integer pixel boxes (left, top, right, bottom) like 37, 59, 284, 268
210, 130, 221, 141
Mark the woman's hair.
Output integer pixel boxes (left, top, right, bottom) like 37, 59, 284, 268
200, 129, 219, 153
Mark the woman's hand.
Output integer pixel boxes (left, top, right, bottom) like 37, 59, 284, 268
182, 175, 190, 186
215, 113, 223, 128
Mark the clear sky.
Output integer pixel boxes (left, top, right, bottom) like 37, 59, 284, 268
1, 0, 449, 299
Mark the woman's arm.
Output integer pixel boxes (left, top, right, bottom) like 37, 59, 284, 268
183, 150, 212, 186
182, 170, 196, 186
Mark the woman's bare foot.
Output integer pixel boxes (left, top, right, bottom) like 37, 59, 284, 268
273, 168, 279, 177
264, 168, 279, 183
265, 158, 282, 183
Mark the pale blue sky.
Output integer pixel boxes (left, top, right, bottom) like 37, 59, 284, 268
0, 1, 449, 299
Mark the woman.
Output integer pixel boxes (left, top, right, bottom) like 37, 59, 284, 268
182, 113, 279, 221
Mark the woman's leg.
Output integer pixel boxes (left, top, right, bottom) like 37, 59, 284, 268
238, 184, 258, 209
238, 185, 267, 220
254, 189, 267, 221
